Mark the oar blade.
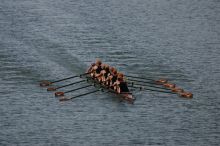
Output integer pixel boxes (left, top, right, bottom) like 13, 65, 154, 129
47, 87, 57, 91
163, 83, 176, 88
59, 96, 70, 101
55, 92, 65, 97
155, 79, 168, 84
179, 92, 193, 99
171, 87, 184, 93
40, 80, 52, 87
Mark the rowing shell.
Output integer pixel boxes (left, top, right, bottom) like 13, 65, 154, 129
84, 75, 136, 104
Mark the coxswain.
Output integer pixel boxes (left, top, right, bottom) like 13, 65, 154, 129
114, 73, 130, 94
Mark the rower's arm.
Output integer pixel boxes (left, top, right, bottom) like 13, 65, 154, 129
86, 65, 94, 73
95, 74, 102, 77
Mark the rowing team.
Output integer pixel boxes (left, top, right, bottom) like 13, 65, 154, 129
86, 59, 130, 94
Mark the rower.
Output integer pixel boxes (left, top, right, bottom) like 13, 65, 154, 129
95, 63, 106, 82
100, 64, 110, 83
87, 59, 102, 78
114, 73, 130, 94
86, 63, 95, 74
106, 68, 118, 89
94, 59, 102, 72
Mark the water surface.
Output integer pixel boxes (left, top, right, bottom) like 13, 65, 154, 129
0, 0, 220, 145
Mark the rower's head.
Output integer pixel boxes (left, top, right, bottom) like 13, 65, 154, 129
95, 59, 102, 66
117, 75, 124, 81
110, 67, 114, 73
105, 65, 109, 71
113, 69, 117, 75
117, 72, 124, 78
118, 77, 123, 81
101, 63, 106, 69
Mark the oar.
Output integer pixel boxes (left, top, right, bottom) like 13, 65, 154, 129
40, 72, 89, 87
127, 78, 159, 85
130, 85, 193, 98
128, 77, 186, 93
129, 85, 177, 94
127, 77, 169, 85
126, 75, 168, 83
127, 78, 176, 88
128, 82, 171, 91
47, 80, 87, 91
55, 84, 93, 97
59, 89, 101, 101
129, 81, 185, 93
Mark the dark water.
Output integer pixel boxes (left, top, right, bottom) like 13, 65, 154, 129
0, 0, 220, 145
